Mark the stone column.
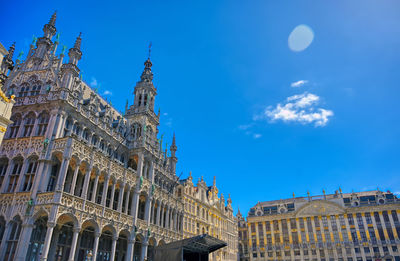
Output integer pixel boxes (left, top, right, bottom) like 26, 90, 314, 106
160, 205, 165, 227
124, 186, 130, 214
55, 156, 71, 191
173, 211, 178, 231
101, 175, 110, 206
81, 167, 92, 200
156, 203, 161, 226
165, 206, 170, 229
109, 182, 116, 209
40, 221, 56, 261
91, 172, 99, 202
118, 183, 125, 212
144, 197, 152, 223
131, 190, 140, 222
92, 232, 101, 261
70, 162, 81, 195
125, 238, 135, 261
110, 235, 118, 261
140, 239, 149, 261
14, 223, 34, 261
68, 227, 81, 261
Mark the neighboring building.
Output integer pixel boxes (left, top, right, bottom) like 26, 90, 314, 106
240, 190, 400, 261
0, 42, 15, 146
0, 12, 186, 261
178, 173, 238, 260
237, 209, 249, 261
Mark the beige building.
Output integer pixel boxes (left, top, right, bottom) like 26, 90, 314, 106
240, 190, 400, 261
0, 42, 15, 145
178, 173, 238, 260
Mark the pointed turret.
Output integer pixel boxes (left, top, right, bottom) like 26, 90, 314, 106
68, 33, 82, 65
43, 11, 57, 39
140, 58, 153, 83
169, 132, 178, 174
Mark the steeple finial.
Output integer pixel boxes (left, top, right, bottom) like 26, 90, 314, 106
8, 43, 15, 59
148, 42, 152, 59
49, 11, 57, 26
74, 32, 82, 50
43, 11, 57, 39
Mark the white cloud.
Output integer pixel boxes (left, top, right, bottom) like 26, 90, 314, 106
90, 77, 98, 87
253, 133, 262, 139
238, 124, 253, 130
291, 80, 308, 88
260, 92, 333, 127
163, 112, 168, 116
103, 90, 112, 95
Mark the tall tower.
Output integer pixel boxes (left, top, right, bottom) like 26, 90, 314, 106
34, 11, 57, 59
126, 55, 160, 150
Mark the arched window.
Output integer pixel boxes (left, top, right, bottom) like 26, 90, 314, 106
26, 216, 47, 260
4, 216, 22, 261
22, 113, 36, 137
0, 158, 9, 190
91, 135, 98, 146
47, 157, 61, 192
36, 112, 49, 136
18, 83, 30, 97
138, 94, 142, 106
30, 83, 41, 96
82, 129, 89, 141
6, 158, 23, 193
8, 114, 21, 138
21, 157, 38, 192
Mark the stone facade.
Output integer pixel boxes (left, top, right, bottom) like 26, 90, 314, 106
0, 42, 15, 145
178, 173, 238, 260
238, 190, 400, 261
0, 12, 186, 261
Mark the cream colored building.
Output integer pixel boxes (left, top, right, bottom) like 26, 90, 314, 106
241, 190, 400, 261
178, 173, 238, 260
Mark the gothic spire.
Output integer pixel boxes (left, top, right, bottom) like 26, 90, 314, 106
43, 11, 57, 39
7, 43, 15, 59
68, 33, 82, 65
49, 11, 57, 26
170, 132, 177, 157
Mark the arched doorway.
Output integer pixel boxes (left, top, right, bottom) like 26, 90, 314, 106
54, 221, 74, 261
147, 237, 156, 261
133, 234, 143, 261
26, 216, 48, 260
77, 226, 95, 260
97, 230, 113, 260
115, 231, 128, 261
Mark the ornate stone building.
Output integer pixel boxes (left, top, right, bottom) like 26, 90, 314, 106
0, 42, 15, 145
0, 12, 186, 261
178, 173, 238, 260
237, 209, 249, 261
239, 190, 400, 261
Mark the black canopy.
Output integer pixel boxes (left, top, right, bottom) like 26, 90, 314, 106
153, 234, 227, 261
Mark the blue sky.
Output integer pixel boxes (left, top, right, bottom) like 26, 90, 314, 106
2, 0, 400, 216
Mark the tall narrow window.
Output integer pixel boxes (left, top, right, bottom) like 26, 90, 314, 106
0, 158, 9, 189
7, 159, 23, 193
4, 216, 22, 261
22, 113, 36, 137
36, 112, 49, 136
21, 158, 38, 192
8, 115, 22, 138
47, 159, 60, 192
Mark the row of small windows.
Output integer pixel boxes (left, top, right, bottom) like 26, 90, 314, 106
7, 112, 49, 139
248, 211, 400, 246
64, 118, 126, 164
0, 157, 38, 193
